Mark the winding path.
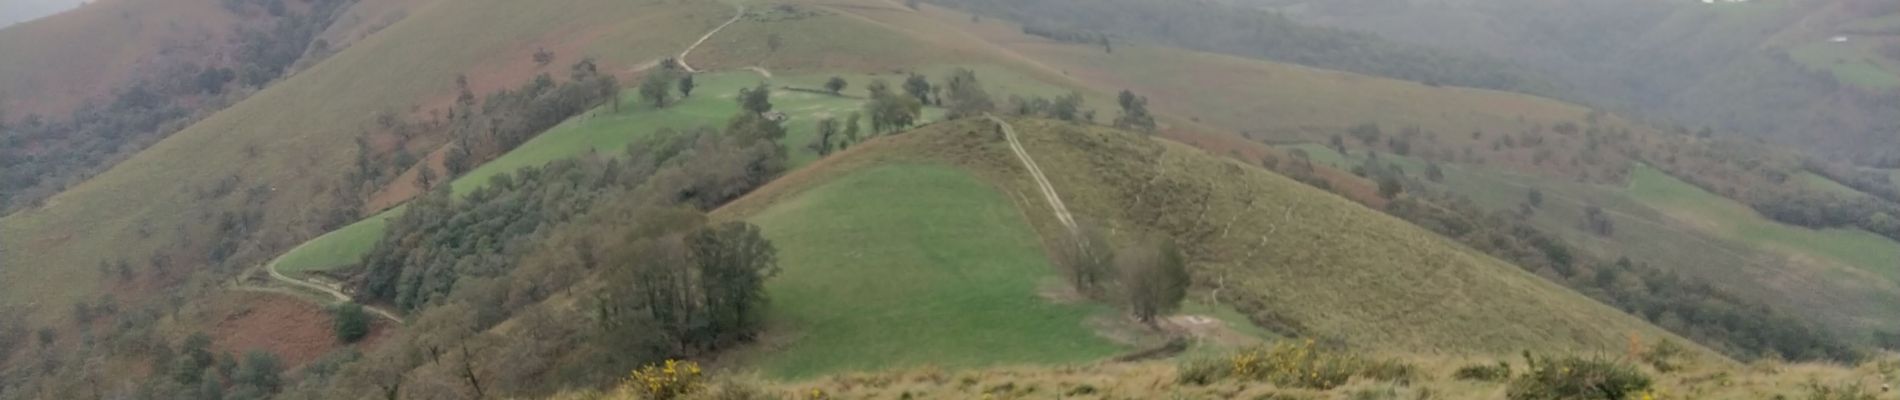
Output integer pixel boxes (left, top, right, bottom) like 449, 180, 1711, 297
678, 4, 746, 73
267, 259, 402, 323
989, 114, 1077, 233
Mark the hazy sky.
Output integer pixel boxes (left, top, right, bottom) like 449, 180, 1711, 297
0, 0, 88, 28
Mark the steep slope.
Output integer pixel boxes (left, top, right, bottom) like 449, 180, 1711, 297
0, 0, 730, 322
1257, 0, 1900, 164
0, 0, 237, 117
719, 118, 1689, 356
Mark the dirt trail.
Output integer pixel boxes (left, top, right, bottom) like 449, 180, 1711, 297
264, 257, 402, 323
989, 114, 1077, 233
678, 4, 745, 73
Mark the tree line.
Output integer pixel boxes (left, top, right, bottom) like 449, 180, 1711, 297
278, 98, 789, 398
353, 96, 788, 311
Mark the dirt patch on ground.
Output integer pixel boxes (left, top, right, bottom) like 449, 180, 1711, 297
206, 291, 393, 369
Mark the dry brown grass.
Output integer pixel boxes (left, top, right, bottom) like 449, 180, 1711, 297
548, 351, 1899, 400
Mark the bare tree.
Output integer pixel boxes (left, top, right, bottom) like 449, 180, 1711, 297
1118, 238, 1188, 325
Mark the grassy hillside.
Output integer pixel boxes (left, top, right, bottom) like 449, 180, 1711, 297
0, 0, 236, 117
1285, 144, 1900, 335
1628, 165, 1900, 282
1790, 40, 1900, 89
736, 163, 1123, 378
722, 118, 1687, 357
554, 351, 1895, 400
0, 0, 728, 322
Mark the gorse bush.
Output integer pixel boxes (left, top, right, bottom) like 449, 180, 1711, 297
1230, 340, 1359, 389
628, 360, 706, 400
1210, 340, 1416, 390
1506, 352, 1652, 400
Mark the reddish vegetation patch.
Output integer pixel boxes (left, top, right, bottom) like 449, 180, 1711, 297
206, 292, 393, 369
362, 141, 452, 213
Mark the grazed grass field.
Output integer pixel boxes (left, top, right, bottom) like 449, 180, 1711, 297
1283, 144, 1900, 333
1796, 171, 1868, 198
272, 207, 397, 275
741, 163, 1124, 379
1628, 165, 1900, 281
1790, 41, 1900, 90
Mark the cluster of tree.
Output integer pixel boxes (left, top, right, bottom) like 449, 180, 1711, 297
230, 0, 354, 87
864, 80, 924, 133
1748, 188, 1900, 241
806, 113, 863, 157
1112, 90, 1155, 133
442, 59, 621, 178
593, 211, 779, 355
923, 0, 1564, 96
0, 0, 354, 214
266, 109, 790, 399
639, 60, 695, 109
1005, 91, 1088, 122
355, 91, 788, 311
138, 333, 287, 400
352, 153, 659, 311
1056, 223, 1190, 326
1382, 194, 1861, 363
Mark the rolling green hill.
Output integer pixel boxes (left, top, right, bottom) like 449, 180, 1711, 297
719, 118, 1690, 358
737, 163, 1123, 378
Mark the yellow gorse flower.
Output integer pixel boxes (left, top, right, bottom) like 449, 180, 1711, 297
626, 359, 705, 400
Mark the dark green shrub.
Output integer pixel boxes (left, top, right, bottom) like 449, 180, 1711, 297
1453, 362, 1512, 382
331, 303, 370, 343
1359, 359, 1420, 384
1177, 356, 1233, 385
1505, 353, 1651, 400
